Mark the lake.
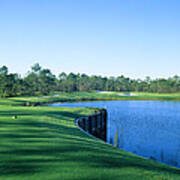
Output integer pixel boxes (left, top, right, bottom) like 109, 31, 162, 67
49, 100, 180, 167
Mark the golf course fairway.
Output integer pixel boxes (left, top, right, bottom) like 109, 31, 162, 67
0, 94, 180, 180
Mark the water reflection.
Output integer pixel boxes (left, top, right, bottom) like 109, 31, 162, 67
49, 100, 180, 167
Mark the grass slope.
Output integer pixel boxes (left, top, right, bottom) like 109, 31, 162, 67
8, 91, 180, 107
0, 93, 180, 180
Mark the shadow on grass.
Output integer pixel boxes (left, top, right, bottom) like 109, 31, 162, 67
0, 108, 180, 179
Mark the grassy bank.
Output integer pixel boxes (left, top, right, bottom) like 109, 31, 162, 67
0, 93, 180, 180
6, 91, 180, 107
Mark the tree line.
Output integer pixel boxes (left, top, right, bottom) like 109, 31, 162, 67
0, 63, 180, 97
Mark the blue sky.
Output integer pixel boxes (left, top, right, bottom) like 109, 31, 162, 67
0, 0, 180, 79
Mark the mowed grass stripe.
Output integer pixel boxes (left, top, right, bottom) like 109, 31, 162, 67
0, 97, 180, 179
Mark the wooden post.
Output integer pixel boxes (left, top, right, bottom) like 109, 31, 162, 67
94, 114, 98, 137
97, 113, 101, 137
103, 109, 107, 141
88, 116, 92, 134
114, 130, 118, 147
82, 118, 86, 130
84, 117, 89, 131
91, 116, 95, 135
78, 118, 81, 127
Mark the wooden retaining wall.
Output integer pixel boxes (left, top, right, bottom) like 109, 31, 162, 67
77, 109, 107, 141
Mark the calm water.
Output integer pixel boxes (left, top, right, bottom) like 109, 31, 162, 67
49, 100, 180, 167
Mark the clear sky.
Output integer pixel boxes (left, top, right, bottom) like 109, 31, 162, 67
0, 0, 180, 79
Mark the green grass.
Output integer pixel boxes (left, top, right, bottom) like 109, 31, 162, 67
6, 91, 180, 107
1, 92, 180, 179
